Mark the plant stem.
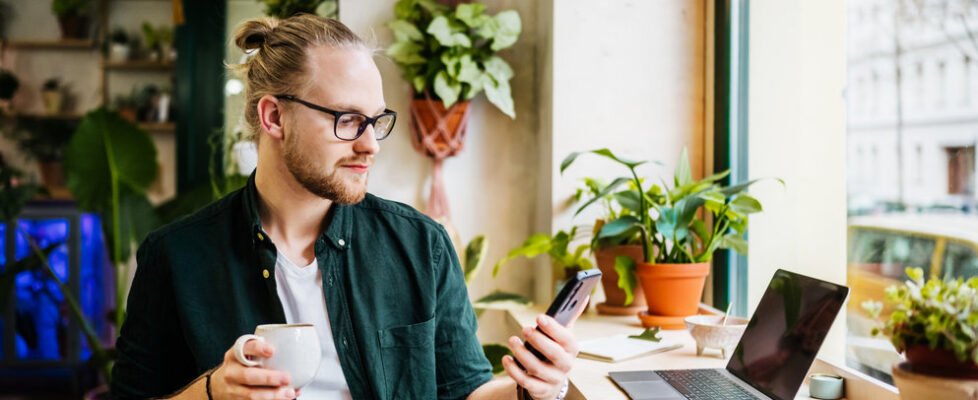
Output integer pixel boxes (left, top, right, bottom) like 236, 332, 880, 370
20, 228, 111, 383
103, 127, 125, 332
630, 168, 652, 263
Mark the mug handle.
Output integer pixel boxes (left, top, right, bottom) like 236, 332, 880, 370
233, 334, 264, 367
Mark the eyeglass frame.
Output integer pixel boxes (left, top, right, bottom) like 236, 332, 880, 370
274, 94, 397, 141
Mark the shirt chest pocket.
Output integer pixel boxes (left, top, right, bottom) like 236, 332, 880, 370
378, 317, 437, 399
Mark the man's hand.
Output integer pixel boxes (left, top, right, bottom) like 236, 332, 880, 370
501, 298, 587, 400
210, 339, 299, 400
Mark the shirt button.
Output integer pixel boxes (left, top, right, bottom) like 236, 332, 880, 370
262, 269, 270, 279
337, 238, 346, 247
256, 232, 265, 242
342, 338, 348, 347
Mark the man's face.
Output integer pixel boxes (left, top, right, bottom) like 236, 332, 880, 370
280, 46, 385, 204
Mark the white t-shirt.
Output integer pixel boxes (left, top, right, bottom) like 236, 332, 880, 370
274, 253, 352, 399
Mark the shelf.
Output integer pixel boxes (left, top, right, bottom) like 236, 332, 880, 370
138, 122, 175, 133
102, 60, 176, 71
5, 39, 96, 50
11, 112, 84, 120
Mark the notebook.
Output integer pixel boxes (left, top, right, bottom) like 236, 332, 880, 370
578, 334, 682, 363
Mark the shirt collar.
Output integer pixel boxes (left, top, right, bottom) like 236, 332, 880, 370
241, 171, 353, 252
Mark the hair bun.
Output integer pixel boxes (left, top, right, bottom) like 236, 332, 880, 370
234, 18, 279, 52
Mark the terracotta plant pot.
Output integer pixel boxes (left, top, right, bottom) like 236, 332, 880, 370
892, 361, 978, 400
903, 345, 978, 379
636, 262, 710, 317
594, 245, 647, 314
57, 15, 90, 39
409, 96, 470, 159
38, 161, 65, 188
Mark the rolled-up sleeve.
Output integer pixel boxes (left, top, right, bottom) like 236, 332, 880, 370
433, 229, 493, 400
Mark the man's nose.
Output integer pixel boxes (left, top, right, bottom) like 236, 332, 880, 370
353, 124, 380, 155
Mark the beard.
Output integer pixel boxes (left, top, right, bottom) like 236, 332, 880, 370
281, 129, 369, 205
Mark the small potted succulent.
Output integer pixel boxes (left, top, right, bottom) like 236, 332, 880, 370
864, 268, 978, 399
108, 27, 131, 62
40, 78, 64, 114
51, 0, 92, 39
562, 148, 775, 328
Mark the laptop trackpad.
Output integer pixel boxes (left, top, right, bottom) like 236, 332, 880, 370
609, 371, 684, 400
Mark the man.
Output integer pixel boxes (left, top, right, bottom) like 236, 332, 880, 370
111, 14, 582, 400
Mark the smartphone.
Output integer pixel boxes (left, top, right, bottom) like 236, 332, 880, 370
519, 268, 602, 365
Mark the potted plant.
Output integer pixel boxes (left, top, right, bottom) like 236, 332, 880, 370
567, 176, 649, 315
864, 268, 978, 399
108, 27, 130, 62
386, 0, 521, 219
112, 93, 138, 122
562, 148, 773, 328
157, 25, 175, 62
141, 21, 161, 61
493, 226, 595, 295
51, 0, 92, 39
2, 117, 76, 188
258, 0, 334, 19
40, 78, 63, 114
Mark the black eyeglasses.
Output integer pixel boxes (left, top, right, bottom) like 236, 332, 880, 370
275, 94, 397, 141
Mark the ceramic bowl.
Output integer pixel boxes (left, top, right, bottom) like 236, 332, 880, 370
684, 315, 749, 359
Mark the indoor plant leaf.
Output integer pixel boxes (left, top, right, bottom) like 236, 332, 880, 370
492, 233, 552, 276
729, 194, 763, 214
463, 234, 488, 284
483, 56, 514, 82
455, 2, 486, 27
482, 343, 512, 375
386, 41, 426, 65
719, 234, 748, 255
65, 107, 157, 212
614, 256, 638, 306
388, 19, 423, 42
628, 327, 663, 342
474, 290, 532, 308
490, 10, 521, 51
483, 75, 515, 118
575, 177, 631, 216
434, 71, 462, 108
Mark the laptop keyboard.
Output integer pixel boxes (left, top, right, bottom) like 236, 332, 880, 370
657, 369, 762, 400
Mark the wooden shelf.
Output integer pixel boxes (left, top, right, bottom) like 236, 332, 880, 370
11, 112, 84, 120
138, 122, 175, 133
102, 60, 175, 71
5, 39, 96, 50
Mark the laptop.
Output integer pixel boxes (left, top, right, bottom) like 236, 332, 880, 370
609, 269, 849, 400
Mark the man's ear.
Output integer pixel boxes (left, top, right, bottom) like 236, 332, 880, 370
257, 95, 286, 141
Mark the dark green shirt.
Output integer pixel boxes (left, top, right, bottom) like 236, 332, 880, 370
111, 176, 492, 399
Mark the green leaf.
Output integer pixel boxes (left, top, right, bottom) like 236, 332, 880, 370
699, 190, 724, 213
674, 147, 693, 187
458, 55, 481, 84
474, 290, 532, 309
598, 216, 643, 239
433, 71, 461, 108
614, 256, 638, 306
483, 56, 514, 82
493, 233, 552, 276
386, 41, 426, 65
690, 219, 710, 243
463, 235, 488, 284
412, 75, 426, 93
455, 3, 486, 27
482, 343, 512, 375
629, 327, 663, 342
729, 194, 763, 214
613, 190, 642, 214
426, 16, 471, 47
575, 177, 631, 216
484, 75, 515, 119
490, 10, 521, 51
720, 234, 748, 255
388, 20, 423, 42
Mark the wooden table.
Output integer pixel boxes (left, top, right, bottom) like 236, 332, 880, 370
504, 307, 900, 400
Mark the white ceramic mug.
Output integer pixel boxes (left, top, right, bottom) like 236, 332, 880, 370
233, 323, 322, 389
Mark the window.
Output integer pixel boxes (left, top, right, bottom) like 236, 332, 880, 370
846, 0, 978, 383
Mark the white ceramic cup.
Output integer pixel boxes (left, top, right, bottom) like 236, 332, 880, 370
232, 324, 322, 389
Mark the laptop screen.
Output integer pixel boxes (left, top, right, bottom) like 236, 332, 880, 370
725, 269, 849, 400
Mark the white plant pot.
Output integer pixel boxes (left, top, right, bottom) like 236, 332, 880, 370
109, 43, 130, 62
892, 362, 978, 400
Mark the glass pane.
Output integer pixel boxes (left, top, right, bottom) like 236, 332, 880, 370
942, 241, 978, 280
14, 218, 69, 361
846, 0, 978, 383
78, 213, 109, 361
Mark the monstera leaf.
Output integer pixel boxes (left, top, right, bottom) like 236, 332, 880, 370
65, 107, 158, 263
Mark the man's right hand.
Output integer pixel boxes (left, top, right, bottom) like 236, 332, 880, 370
210, 339, 298, 399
